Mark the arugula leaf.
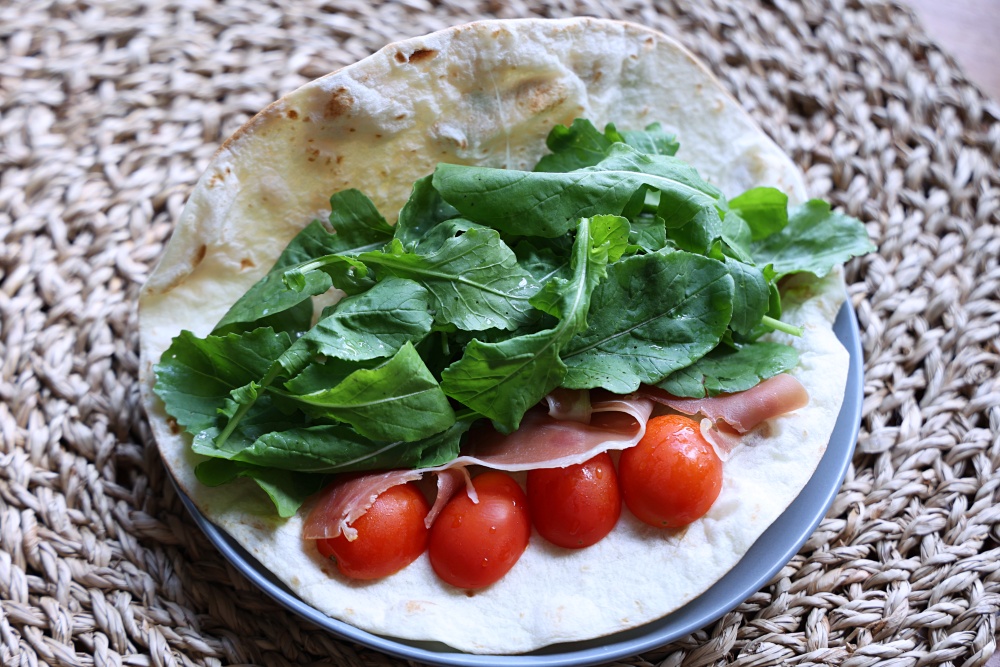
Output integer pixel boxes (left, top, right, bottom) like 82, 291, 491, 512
619, 123, 679, 157
440, 216, 623, 432
153, 327, 291, 435
276, 277, 433, 377
534, 119, 679, 173
224, 419, 470, 473
358, 227, 541, 331
729, 187, 788, 240
283, 358, 381, 395
408, 218, 477, 253
589, 214, 631, 263
195, 459, 327, 518
513, 239, 572, 284
666, 205, 723, 254
191, 393, 299, 458
326, 189, 396, 254
212, 191, 392, 336
279, 253, 373, 296
394, 175, 461, 250
658, 341, 799, 398
720, 210, 754, 262
433, 143, 722, 237
213, 220, 339, 336
715, 252, 769, 336
282, 342, 455, 442
751, 199, 875, 279
629, 215, 668, 252
560, 251, 735, 394
534, 118, 618, 173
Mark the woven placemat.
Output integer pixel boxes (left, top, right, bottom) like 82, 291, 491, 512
2, 1, 999, 665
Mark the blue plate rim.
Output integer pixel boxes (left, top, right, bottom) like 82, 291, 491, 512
172, 299, 863, 667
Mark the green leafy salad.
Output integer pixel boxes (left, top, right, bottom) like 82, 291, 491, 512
154, 119, 874, 517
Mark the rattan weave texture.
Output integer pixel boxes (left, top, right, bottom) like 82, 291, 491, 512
1, 1, 999, 665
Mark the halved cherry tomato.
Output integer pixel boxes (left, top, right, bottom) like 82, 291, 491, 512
526, 452, 621, 548
428, 471, 530, 589
618, 414, 723, 529
316, 482, 429, 580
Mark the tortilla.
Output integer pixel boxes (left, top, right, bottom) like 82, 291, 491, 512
138, 17, 849, 654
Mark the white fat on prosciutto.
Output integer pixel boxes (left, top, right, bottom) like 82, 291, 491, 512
303, 396, 653, 541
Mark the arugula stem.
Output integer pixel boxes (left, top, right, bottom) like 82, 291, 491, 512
761, 315, 803, 337
281, 254, 368, 291
214, 364, 282, 449
453, 408, 480, 422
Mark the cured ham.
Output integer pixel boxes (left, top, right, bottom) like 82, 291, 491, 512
641, 374, 809, 433
453, 396, 652, 469
699, 418, 743, 461
304, 396, 653, 540
303, 469, 422, 541
304, 376, 808, 541
425, 467, 476, 528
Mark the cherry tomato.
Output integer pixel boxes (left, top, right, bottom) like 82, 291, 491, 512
618, 414, 723, 529
316, 482, 430, 580
526, 453, 621, 548
428, 471, 530, 589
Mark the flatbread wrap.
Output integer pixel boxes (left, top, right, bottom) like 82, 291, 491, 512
138, 17, 869, 654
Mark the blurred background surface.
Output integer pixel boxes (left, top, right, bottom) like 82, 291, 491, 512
905, 0, 1000, 100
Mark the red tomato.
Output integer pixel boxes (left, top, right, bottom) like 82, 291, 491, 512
618, 414, 723, 529
316, 482, 430, 580
526, 453, 621, 548
428, 471, 530, 589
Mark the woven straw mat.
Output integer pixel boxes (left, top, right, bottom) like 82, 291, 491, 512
2, 0, 999, 665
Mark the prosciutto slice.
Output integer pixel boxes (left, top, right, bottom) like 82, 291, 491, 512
451, 396, 652, 469
303, 396, 653, 541
303, 469, 422, 541
425, 467, 476, 528
642, 374, 809, 433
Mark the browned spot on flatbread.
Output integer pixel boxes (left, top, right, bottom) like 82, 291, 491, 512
194, 244, 207, 267
286, 109, 298, 119
240, 258, 255, 270
325, 87, 353, 119
207, 172, 224, 188
408, 48, 437, 63
515, 77, 567, 115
